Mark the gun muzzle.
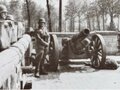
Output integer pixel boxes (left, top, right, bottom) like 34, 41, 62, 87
79, 28, 90, 37
71, 29, 90, 42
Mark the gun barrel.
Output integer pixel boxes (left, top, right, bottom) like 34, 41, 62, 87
81, 29, 90, 36
71, 29, 90, 42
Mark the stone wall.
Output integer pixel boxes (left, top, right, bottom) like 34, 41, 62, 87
96, 31, 118, 55
49, 31, 119, 55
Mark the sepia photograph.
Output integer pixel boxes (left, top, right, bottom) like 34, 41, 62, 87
0, 0, 120, 89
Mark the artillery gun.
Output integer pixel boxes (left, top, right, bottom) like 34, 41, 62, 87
59, 29, 106, 69
44, 29, 106, 71
30, 28, 106, 71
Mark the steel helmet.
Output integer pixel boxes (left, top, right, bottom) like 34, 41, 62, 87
6, 15, 14, 21
0, 5, 7, 13
38, 18, 46, 23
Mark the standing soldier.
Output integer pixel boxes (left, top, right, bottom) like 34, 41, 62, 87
34, 18, 50, 77
0, 5, 7, 20
0, 5, 11, 52
6, 14, 18, 45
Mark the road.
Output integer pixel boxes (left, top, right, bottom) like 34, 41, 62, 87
25, 56, 120, 90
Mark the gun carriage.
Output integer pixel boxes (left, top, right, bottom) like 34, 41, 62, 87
60, 29, 106, 68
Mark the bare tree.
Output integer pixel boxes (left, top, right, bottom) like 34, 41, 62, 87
84, 3, 92, 31
25, 0, 30, 29
97, 0, 120, 30
9, 0, 23, 21
44, 4, 59, 32
96, 0, 107, 30
76, 1, 87, 31
46, 0, 52, 32
90, 2, 101, 30
65, 0, 78, 32
22, 0, 44, 28
108, 0, 120, 30
59, 0, 62, 32
115, 0, 120, 30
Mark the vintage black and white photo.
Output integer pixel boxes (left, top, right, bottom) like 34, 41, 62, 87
0, 0, 120, 89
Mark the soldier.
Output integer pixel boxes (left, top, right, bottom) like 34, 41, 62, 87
0, 4, 7, 20
34, 18, 50, 77
84, 58, 119, 70
6, 14, 17, 45
0, 5, 11, 52
102, 58, 119, 70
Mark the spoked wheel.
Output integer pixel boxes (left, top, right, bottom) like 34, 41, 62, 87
89, 34, 106, 69
48, 34, 59, 71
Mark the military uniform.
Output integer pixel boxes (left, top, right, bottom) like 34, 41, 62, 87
6, 14, 18, 45
0, 5, 10, 52
34, 18, 49, 77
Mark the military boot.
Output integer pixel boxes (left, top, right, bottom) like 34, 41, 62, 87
34, 68, 40, 78
39, 67, 48, 75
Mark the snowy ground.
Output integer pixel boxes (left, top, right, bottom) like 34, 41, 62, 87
26, 56, 120, 90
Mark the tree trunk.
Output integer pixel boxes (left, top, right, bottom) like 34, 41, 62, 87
109, 12, 115, 30
118, 15, 120, 31
92, 17, 95, 30
96, 12, 100, 31
102, 12, 105, 31
25, 0, 31, 31
64, 20, 66, 32
59, 0, 62, 32
71, 18, 73, 32
70, 18, 72, 32
78, 15, 81, 31
73, 17, 75, 32
46, 0, 52, 32
87, 14, 91, 30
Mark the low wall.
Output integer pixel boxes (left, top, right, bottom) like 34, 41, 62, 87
95, 31, 119, 55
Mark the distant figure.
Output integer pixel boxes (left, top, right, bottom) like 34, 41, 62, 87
102, 58, 119, 70
34, 18, 50, 77
84, 58, 119, 70
0, 5, 7, 20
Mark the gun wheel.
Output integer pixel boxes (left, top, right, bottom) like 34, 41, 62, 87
90, 34, 106, 69
49, 34, 59, 71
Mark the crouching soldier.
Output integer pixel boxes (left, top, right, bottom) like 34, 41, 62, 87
34, 18, 50, 77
